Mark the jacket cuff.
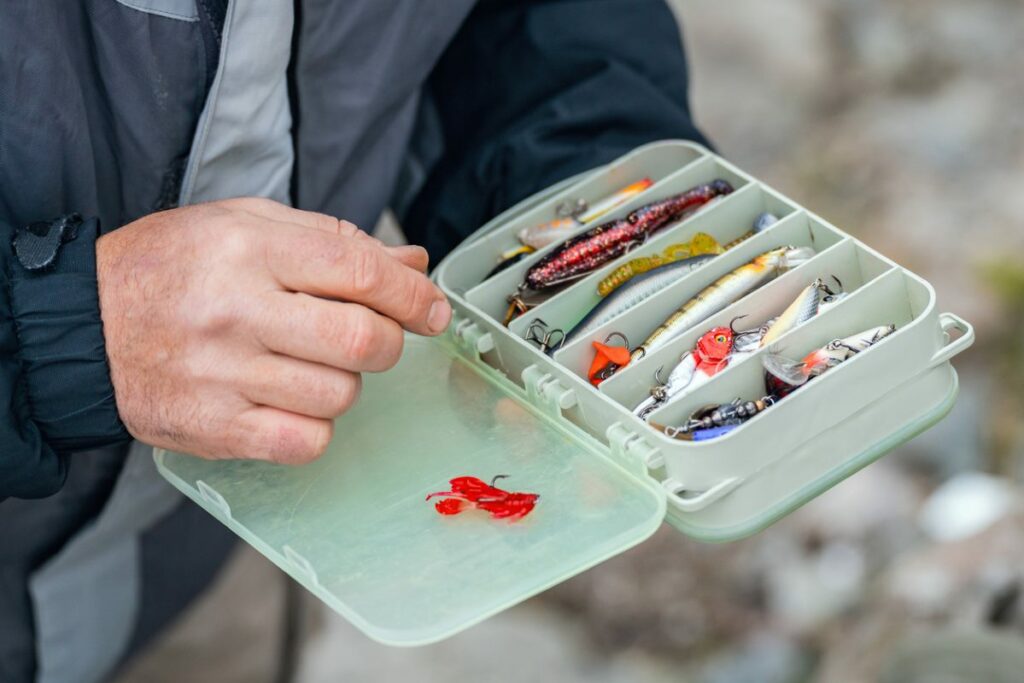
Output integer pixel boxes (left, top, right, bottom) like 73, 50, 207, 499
4, 216, 131, 450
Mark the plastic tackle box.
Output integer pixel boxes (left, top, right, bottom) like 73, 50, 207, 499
154, 141, 974, 646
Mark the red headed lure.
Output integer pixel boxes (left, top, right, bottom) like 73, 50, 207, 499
426, 475, 540, 520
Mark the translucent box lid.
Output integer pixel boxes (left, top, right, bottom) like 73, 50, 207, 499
154, 335, 665, 646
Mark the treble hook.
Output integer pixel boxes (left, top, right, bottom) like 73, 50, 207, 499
653, 365, 666, 386
524, 319, 565, 354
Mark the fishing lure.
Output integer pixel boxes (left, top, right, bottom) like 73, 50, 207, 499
654, 397, 775, 441
628, 246, 815, 360
597, 232, 723, 296
752, 211, 779, 232
633, 320, 754, 419
634, 277, 846, 417
763, 324, 897, 396
758, 278, 842, 347
594, 210, 780, 299
517, 178, 655, 250
590, 246, 815, 378
510, 179, 734, 302
588, 333, 632, 386
550, 254, 719, 352
426, 475, 539, 520
485, 245, 536, 279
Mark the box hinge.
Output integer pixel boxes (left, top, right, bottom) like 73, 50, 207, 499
605, 423, 664, 475
450, 316, 495, 362
522, 364, 578, 420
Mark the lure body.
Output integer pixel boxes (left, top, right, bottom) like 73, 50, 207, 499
561, 254, 717, 349
759, 278, 828, 347
597, 232, 722, 296
485, 245, 535, 279
517, 178, 654, 250
656, 397, 774, 440
426, 476, 539, 520
523, 180, 734, 292
633, 325, 738, 419
630, 246, 816, 362
764, 324, 896, 393
517, 217, 578, 251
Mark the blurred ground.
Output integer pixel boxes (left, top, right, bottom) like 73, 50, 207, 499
115, 1, 1024, 682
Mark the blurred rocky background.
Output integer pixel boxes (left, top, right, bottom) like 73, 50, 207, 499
114, 1, 1024, 682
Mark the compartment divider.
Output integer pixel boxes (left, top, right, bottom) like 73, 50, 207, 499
464, 156, 753, 321
550, 209, 846, 382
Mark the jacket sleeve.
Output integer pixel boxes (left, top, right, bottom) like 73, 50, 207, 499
0, 216, 130, 501
400, 0, 710, 261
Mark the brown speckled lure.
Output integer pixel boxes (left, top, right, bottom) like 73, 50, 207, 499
504, 180, 734, 323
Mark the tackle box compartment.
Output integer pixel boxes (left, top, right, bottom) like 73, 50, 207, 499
154, 140, 973, 646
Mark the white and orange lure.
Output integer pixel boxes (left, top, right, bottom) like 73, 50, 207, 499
763, 324, 896, 388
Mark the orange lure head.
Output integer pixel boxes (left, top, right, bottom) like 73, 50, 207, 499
588, 340, 632, 386
693, 326, 735, 374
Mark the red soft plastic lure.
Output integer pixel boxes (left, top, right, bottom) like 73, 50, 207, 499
426, 475, 539, 520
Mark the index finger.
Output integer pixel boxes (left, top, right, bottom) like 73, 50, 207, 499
267, 227, 451, 336
225, 198, 429, 272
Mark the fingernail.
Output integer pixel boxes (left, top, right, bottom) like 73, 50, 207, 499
428, 299, 452, 334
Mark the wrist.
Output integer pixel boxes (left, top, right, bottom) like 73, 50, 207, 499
5, 215, 132, 450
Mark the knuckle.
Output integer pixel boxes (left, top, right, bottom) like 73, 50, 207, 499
209, 221, 254, 261
269, 420, 332, 465
323, 373, 362, 416
239, 196, 279, 213
341, 310, 378, 363
337, 220, 359, 237
375, 320, 405, 369
312, 213, 341, 234
402, 276, 437, 323
347, 247, 383, 295
190, 297, 241, 336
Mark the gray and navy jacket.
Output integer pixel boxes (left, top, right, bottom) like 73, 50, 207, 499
0, 2, 707, 681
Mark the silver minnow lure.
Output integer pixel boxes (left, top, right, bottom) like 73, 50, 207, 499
560, 254, 717, 349
630, 246, 817, 362
760, 278, 828, 347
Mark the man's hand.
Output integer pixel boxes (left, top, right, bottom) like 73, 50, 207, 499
96, 198, 452, 464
